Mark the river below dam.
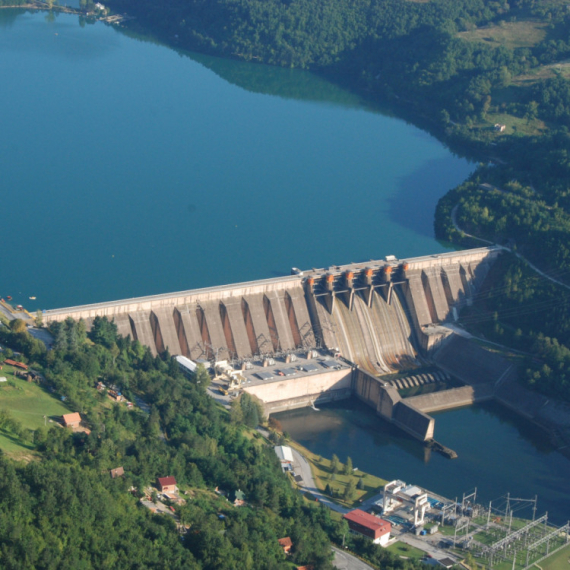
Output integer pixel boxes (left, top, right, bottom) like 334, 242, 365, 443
275, 399, 570, 525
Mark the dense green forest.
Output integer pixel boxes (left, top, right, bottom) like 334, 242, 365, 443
0, 318, 429, 569
102, 0, 570, 402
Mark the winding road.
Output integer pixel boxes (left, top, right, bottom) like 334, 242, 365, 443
451, 203, 570, 291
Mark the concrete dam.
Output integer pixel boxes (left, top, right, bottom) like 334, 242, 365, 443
44, 246, 504, 444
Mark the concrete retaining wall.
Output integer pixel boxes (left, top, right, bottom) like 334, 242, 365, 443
244, 368, 353, 414
406, 384, 495, 413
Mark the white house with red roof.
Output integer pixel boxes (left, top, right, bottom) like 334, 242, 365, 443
157, 476, 177, 493
343, 509, 392, 546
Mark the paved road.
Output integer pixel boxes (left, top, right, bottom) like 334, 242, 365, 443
332, 546, 376, 570
451, 203, 570, 292
27, 326, 54, 349
290, 447, 349, 514
0, 304, 14, 322
397, 533, 458, 562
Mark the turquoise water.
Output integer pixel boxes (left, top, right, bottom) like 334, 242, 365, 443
275, 400, 570, 525
0, 10, 473, 311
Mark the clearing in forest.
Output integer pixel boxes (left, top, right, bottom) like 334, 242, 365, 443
0, 365, 71, 456
457, 21, 548, 50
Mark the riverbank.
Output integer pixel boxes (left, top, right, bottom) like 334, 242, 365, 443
0, 1, 80, 13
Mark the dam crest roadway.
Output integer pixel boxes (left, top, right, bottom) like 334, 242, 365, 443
44, 246, 534, 449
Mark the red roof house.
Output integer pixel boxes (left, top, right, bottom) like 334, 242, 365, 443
110, 467, 124, 479
278, 537, 293, 554
62, 412, 82, 428
4, 359, 28, 370
157, 476, 177, 493
343, 509, 392, 545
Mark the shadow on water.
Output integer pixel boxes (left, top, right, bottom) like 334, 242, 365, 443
275, 398, 432, 463
0, 8, 26, 27
276, 397, 570, 524
388, 155, 476, 240
110, 22, 398, 112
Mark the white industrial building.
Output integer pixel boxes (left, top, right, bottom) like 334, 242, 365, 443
383, 480, 429, 526
175, 355, 197, 378
274, 445, 294, 472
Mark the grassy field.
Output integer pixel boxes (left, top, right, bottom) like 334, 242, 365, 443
540, 543, 570, 570
0, 365, 71, 458
514, 62, 570, 85
457, 21, 548, 50
479, 113, 547, 137
387, 542, 426, 561
287, 439, 387, 508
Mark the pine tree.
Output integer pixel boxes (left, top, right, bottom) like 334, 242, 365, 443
344, 479, 356, 501
343, 456, 353, 476
331, 454, 340, 474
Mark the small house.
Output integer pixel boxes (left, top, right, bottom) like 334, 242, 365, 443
494, 123, 506, 132
4, 359, 28, 370
157, 476, 177, 493
278, 537, 293, 554
233, 489, 245, 506
343, 509, 392, 546
110, 467, 124, 479
62, 412, 82, 428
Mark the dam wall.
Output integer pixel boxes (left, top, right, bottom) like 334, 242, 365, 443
304, 246, 502, 374
43, 247, 502, 373
352, 368, 434, 441
405, 384, 495, 413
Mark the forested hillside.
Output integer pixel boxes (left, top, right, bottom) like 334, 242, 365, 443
105, 0, 570, 402
0, 318, 430, 569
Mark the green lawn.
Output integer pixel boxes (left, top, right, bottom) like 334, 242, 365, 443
481, 113, 547, 137
286, 439, 387, 508
540, 543, 570, 570
0, 365, 71, 457
387, 542, 426, 561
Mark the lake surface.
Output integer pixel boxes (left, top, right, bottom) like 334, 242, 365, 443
0, 9, 473, 311
275, 400, 570, 525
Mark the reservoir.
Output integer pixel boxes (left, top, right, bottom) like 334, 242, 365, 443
275, 400, 570, 525
0, 9, 473, 310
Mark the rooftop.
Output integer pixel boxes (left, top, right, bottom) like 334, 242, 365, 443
175, 355, 197, 373
344, 509, 391, 534
274, 445, 294, 463
158, 476, 176, 487
236, 349, 350, 390
62, 412, 81, 425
